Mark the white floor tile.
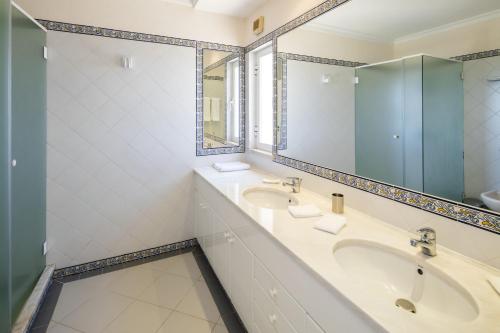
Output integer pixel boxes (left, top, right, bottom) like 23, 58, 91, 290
157, 311, 214, 333
144, 253, 202, 280
108, 266, 163, 298
46, 322, 82, 333
60, 291, 133, 333
213, 317, 229, 333
103, 300, 171, 333
176, 279, 221, 323
137, 272, 194, 309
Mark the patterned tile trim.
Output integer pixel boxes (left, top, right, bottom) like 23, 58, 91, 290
203, 75, 225, 81
452, 49, 500, 61
196, 42, 246, 156
12, 265, 55, 333
52, 239, 198, 279
278, 52, 366, 67
37, 19, 197, 47
246, 0, 500, 234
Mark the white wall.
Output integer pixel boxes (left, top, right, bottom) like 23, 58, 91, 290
281, 61, 355, 173
16, 0, 246, 45
46, 31, 241, 267
463, 55, 500, 200
245, 0, 326, 45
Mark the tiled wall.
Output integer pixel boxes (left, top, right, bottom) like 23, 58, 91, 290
46, 31, 240, 268
280, 60, 355, 173
463, 55, 500, 199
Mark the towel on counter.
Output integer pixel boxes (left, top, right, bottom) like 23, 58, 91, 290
211, 98, 221, 121
288, 204, 323, 218
213, 162, 251, 172
487, 276, 500, 296
314, 214, 347, 235
203, 97, 211, 121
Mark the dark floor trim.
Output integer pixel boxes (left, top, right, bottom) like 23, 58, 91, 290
52, 239, 198, 279
29, 244, 246, 333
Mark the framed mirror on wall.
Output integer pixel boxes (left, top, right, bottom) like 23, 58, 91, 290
196, 42, 245, 155
272, 0, 500, 233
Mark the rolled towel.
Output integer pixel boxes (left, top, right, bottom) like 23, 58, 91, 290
487, 276, 500, 296
314, 214, 347, 235
213, 162, 251, 172
288, 204, 323, 218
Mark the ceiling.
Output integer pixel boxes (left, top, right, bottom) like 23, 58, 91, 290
303, 0, 500, 42
160, 0, 268, 18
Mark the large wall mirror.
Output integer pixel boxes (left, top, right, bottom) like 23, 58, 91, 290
196, 43, 245, 155
275, 0, 500, 233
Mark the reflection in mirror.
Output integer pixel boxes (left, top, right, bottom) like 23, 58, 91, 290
202, 49, 240, 149
276, 0, 500, 213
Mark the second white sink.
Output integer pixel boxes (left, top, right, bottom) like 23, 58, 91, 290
242, 187, 298, 210
333, 239, 479, 322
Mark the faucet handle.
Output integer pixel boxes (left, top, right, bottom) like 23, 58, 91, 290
416, 227, 436, 241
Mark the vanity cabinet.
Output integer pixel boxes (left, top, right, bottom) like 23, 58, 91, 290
194, 174, 382, 333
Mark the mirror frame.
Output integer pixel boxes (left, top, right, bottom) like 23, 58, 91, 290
267, 0, 500, 234
196, 42, 245, 156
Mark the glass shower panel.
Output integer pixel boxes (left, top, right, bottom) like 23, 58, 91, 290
355, 61, 404, 186
11, 5, 46, 321
0, 0, 11, 330
422, 56, 464, 201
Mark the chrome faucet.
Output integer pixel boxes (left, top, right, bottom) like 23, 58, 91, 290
282, 177, 302, 193
410, 227, 437, 257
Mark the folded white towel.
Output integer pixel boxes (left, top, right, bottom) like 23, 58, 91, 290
203, 97, 211, 121
487, 276, 500, 296
262, 178, 281, 184
213, 162, 250, 172
211, 98, 220, 121
314, 214, 347, 235
288, 204, 323, 218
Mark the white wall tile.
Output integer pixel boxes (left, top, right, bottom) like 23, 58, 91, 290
47, 31, 242, 267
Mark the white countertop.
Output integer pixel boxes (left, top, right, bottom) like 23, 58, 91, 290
195, 167, 500, 333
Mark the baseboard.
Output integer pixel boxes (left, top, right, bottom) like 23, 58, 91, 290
12, 264, 55, 333
52, 238, 198, 279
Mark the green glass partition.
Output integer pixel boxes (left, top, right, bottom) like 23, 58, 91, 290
422, 56, 464, 201
0, 0, 12, 330
10, 5, 46, 321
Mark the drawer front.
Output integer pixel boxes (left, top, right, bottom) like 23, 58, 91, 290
253, 278, 298, 333
254, 259, 306, 333
305, 314, 325, 333
253, 301, 275, 333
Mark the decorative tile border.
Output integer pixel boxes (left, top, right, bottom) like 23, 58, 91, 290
240, 0, 500, 234
37, 19, 197, 47
452, 49, 500, 61
203, 75, 225, 81
196, 42, 246, 156
12, 265, 55, 333
52, 239, 198, 279
278, 52, 365, 67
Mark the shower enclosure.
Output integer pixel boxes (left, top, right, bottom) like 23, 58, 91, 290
355, 55, 464, 202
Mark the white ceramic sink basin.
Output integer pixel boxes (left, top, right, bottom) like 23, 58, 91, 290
242, 187, 298, 210
333, 239, 479, 321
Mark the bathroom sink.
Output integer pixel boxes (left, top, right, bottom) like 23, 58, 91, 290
242, 187, 298, 210
480, 190, 500, 213
333, 239, 479, 321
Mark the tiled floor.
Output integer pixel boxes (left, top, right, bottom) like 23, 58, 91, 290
30, 248, 246, 333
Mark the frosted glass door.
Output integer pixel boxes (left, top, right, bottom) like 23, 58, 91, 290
355, 61, 404, 186
0, 1, 11, 331
11, 5, 46, 320
422, 56, 464, 201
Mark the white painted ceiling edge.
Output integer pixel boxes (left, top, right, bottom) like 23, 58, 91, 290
160, 0, 269, 18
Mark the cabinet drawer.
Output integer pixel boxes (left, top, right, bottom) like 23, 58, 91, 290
253, 278, 298, 333
254, 259, 305, 333
305, 314, 325, 333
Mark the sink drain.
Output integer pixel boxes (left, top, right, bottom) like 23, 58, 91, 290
395, 298, 416, 314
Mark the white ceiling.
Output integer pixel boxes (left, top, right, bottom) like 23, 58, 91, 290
303, 0, 500, 42
160, 0, 268, 18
